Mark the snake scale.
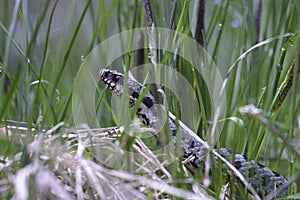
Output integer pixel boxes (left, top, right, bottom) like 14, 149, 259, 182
99, 69, 288, 198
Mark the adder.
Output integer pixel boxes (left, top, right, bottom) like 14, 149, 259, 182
99, 68, 288, 198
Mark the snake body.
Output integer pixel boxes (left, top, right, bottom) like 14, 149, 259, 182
99, 69, 288, 198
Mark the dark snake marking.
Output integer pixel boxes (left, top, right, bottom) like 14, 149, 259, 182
100, 69, 288, 198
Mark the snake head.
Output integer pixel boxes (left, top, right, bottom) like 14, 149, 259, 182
99, 69, 124, 96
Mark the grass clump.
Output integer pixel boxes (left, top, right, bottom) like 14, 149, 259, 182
0, 0, 299, 199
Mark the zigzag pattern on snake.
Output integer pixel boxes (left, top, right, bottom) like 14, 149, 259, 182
99, 68, 288, 198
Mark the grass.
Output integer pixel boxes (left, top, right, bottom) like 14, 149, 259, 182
0, 0, 300, 199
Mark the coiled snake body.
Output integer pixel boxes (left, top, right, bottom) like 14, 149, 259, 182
99, 69, 288, 198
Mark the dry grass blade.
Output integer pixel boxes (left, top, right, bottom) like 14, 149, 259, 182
1, 121, 215, 199
133, 137, 172, 179
60, 125, 214, 199
13, 163, 73, 200
78, 159, 213, 200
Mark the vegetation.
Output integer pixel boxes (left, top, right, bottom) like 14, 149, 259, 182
0, 0, 299, 199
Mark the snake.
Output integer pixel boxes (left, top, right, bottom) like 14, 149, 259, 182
99, 68, 288, 198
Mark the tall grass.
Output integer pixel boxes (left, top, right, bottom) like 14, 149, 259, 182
0, 0, 299, 199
